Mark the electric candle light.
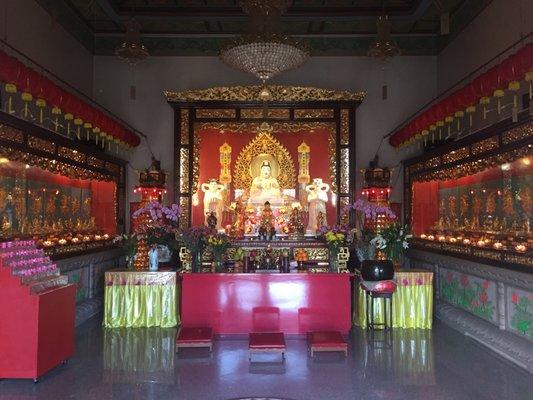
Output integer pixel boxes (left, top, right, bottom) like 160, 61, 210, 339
420, 233, 427, 239
58, 238, 67, 245
427, 235, 435, 241
515, 244, 527, 253
449, 237, 457, 243
493, 242, 503, 250
438, 235, 446, 242
477, 240, 486, 247
463, 238, 471, 245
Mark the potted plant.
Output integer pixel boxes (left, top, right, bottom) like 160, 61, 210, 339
206, 232, 231, 272
113, 233, 138, 269
370, 223, 412, 269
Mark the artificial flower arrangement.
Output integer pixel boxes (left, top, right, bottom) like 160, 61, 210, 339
180, 226, 214, 254
370, 223, 412, 265
319, 225, 348, 251
206, 232, 231, 263
340, 198, 397, 262
132, 201, 181, 247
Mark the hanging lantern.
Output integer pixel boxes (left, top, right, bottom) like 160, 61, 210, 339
0, 51, 22, 114
17, 66, 39, 119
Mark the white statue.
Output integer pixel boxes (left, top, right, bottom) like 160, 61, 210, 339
201, 179, 225, 229
306, 178, 330, 234
249, 160, 283, 206
148, 245, 159, 271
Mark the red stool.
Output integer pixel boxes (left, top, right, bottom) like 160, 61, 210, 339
308, 331, 347, 357
360, 280, 397, 331
249, 332, 286, 361
176, 327, 213, 353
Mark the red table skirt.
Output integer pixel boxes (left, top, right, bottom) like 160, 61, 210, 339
180, 273, 352, 335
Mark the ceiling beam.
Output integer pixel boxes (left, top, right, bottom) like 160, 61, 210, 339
96, 0, 433, 23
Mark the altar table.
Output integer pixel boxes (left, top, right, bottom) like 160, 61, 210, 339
354, 270, 434, 329
104, 270, 179, 328
181, 273, 352, 335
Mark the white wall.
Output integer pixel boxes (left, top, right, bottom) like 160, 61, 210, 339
93, 55, 437, 215
0, 0, 94, 96
437, 0, 532, 93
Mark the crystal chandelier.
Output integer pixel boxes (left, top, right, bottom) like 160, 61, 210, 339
368, 15, 401, 60
220, 1, 309, 83
115, 19, 150, 66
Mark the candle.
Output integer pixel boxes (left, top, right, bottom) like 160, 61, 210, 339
420, 233, 427, 239
449, 237, 457, 243
477, 240, 486, 247
463, 238, 471, 245
58, 238, 67, 245
427, 235, 435, 241
438, 235, 446, 242
493, 242, 503, 250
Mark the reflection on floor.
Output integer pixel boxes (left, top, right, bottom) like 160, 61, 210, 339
1, 316, 532, 400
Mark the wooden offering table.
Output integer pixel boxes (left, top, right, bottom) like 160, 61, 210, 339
181, 273, 352, 335
104, 270, 179, 328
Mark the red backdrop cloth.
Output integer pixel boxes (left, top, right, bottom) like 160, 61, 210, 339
412, 181, 439, 236
192, 127, 336, 226
90, 180, 116, 234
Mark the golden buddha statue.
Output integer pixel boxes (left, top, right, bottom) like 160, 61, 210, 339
249, 160, 282, 206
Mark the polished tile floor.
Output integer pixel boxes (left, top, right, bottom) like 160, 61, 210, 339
1, 316, 531, 400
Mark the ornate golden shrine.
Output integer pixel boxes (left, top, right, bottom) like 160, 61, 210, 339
168, 85, 363, 227
234, 131, 296, 190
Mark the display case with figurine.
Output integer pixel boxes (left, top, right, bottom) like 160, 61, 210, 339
404, 113, 532, 270
0, 110, 126, 259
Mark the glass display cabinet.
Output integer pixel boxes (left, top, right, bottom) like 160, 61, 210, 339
0, 110, 126, 258
404, 113, 532, 271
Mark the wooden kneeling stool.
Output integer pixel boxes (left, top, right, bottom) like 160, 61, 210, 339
249, 332, 286, 361
308, 331, 348, 357
176, 327, 213, 353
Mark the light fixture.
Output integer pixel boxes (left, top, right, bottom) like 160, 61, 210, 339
220, 1, 309, 83
368, 15, 401, 61
115, 19, 150, 66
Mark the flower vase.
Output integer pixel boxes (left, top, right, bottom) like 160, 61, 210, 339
148, 247, 159, 272
329, 248, 340, 273
191, 251, 202, 273
126, 256, 135, 270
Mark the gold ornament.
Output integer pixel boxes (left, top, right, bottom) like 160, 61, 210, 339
219, 142, 232, 184
165, 85, 365, 103
233, 131, 296, 190
297, 141, 311, 184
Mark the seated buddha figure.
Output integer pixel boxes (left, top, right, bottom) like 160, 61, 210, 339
249, 160, 283, 206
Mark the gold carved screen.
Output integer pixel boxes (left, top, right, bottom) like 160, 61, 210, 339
169, 85, 363, 227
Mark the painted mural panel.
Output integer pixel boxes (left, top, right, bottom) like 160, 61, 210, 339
507, 287, 533, 341
440, 268, 497, 323
66, 267, 89, 304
